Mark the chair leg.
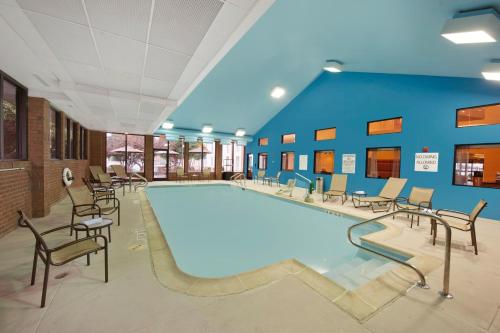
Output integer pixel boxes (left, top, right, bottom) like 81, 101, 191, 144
70, 213, 75, 236
432, 222, 437, 246
108, 225, 112, 243
471, 227, 478, 255
118, 208, 121, 227
31, 250, 38, 285
410, 215, 414, 228
104, 247, 109, 283
41, 262, 50, 308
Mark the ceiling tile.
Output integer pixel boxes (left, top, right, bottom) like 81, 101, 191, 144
110, 96, 140, 116
94, 30, 145, 75
144, 46, 190, 82
17, 0, 87, 25
140, 101, 165, 118
141, 77, 175, 98
61, 60, 106, 87
105, 70, 141, 94
149, 0, 223, 55
27, 12, 100, 66
78, 91, 113, 110
85, 0, 151, 42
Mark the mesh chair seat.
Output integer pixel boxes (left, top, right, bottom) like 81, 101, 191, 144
51, 240, 103, 265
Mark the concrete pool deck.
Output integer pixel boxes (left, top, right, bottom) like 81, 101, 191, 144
0, 180, 499, 332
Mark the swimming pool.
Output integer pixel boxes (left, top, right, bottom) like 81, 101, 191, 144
146, 184, 410, 290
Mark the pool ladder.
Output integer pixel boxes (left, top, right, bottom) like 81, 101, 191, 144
230, 173, 246, 188
347, 209, 453, 299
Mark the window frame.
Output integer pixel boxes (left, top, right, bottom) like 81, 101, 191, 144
258, 137, 268, 146
79, 126, 87, 160
49, 107, 62, 159
365, 146, 401, 179
0, 70, 28, 160
314, 150, 335, 174
258, 152, 268, 170
106, 132, 146, 174
455, 103, 500, 128
314, 127, 336, 141
367, 116, 403, 136
281, 133, 296, 144
452, 142, 499, 189
281, 151, 295, 171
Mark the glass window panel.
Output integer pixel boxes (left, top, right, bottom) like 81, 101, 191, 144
153, 150, 167, 179
188, 141, 202, 172
366, 147, 401, 178
258, 138, 268, 146
453, 144, 500, 188
282, 133, 295, 144
456, 104, 500, 128
281, 152, 294, 171
234, 144, 244, 172
2, 80, 18, 159
106, 133, 126, 172
202, 141, 215, 172
80, 128, 87, 159
258, 153, 268, 170
126, 134, 144, 173
222, 143, 233, 172
153, 135, 168, 149
314, 150, 334, 174
315, 128, 336, 141
168, 139, 184, 173
50, 109, 59, 159
367, 117, 402, 135
65, 118, 74, 159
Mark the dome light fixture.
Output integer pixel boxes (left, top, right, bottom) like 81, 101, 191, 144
481, 60, 500, 81
270, 86, 286, 99
161, 120, 174, 129
235, 128, 246, 137
202, 124, 213, 133
441, 8, 500, 44
323, 60, 343, 73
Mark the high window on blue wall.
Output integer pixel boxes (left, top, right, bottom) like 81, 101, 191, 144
367, 117, 402, 136
258, 153, 268, 170
258, 137, 268, 146
453, 144, 500, 189
281, 133, 295, 144
456, 104, 500, 128
315, 128, 336, 141
366, 147, 401, 178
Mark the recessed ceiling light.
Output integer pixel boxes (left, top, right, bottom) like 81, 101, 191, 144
323, 60, 343, 73
270, 86, 286, 99
235, 129, 246, 137
202, 125, 213, 133
161, 120, 174, 129
481, 61, 500, 81
441, 9, 500, 44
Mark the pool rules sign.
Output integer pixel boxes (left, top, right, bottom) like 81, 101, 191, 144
415, 153, 439, 172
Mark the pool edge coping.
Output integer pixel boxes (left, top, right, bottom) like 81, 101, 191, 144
139, 185, 443, 322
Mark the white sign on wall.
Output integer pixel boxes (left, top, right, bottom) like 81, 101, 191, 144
299, 155, 308, 171
342, 154, 356, 174
415, 153, 439, 172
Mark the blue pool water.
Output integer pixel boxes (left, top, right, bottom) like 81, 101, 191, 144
146, 184, 411, 290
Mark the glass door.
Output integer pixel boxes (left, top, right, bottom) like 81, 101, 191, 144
153, 136, 169, 180
246, 153, 253, 179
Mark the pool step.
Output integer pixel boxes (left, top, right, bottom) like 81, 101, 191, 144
325, 257, 398, 290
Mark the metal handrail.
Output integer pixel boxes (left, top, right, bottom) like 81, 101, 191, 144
347, 209, 453, 298
230, 173, 246, 187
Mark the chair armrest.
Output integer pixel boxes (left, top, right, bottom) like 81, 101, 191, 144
417, 201, 432, 209
40, 223, 89, 236
435, 209, 470, 222
95, 197, 120, 207
395, 197, 409, 203
49, 234, 107, 252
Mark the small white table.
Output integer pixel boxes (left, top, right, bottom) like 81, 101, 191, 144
74, 218, 113, 242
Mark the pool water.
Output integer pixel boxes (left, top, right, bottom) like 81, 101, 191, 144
146, 184, 410, 290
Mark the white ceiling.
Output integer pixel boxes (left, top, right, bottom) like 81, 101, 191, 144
0, 0, 273, 133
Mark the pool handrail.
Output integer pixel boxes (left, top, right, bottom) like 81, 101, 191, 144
347, 209, 453, 299
230, 173, 246, 187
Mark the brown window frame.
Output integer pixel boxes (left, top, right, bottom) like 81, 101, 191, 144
258, 137, 268, 146
281, 151, 295, 171
106, 132, 146, 174
367, 117, 403, 136
0, 70, 28, 160
65, 118, 75, 159
314, 127, 336, 141
452, 143, 500, 189
281, 133, 296, 144
258, 152, 268, 170
455, 103, 500, 128
365, 146, 401, 179
49, 108, 62, 159
314, 150, 335, 175
80, 126, 87, 160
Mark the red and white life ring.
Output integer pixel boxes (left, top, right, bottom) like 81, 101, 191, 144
62, 168, 74, 186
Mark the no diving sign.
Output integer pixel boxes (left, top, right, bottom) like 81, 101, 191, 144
415, 153, 439, 172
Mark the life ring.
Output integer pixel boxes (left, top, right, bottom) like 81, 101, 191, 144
62, 168, 74, 186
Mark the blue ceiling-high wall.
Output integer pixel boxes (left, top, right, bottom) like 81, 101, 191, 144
245, 72, 500, 219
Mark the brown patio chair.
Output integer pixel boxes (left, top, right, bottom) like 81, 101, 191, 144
176, 167, 188, 182
83, 177, 115, 202
111, 165, 147, 191
395, 187, 434, 227
254, 169, 266, 184
66, 186, 120, 234
98, 172, 125, 196
89, 165, 105, 183
352, 177, 407, 212
202, 168, 212, 181
323, 174, 348, 204
17, 210, 108, 308
433, 199, 487, 255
